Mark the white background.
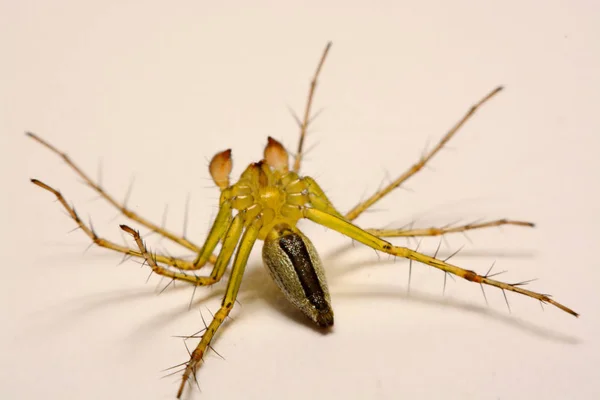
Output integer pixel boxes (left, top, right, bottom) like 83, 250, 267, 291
1, 1, 598, 399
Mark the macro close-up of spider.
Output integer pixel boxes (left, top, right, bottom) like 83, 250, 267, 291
25, 42, 578, 398
4, 2, 599, 400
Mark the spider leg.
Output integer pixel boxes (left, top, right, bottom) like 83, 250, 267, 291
344, 86, 504, 221
365, 219, 535, 238
304, 208, 578, 317
191, 199, 232, 268
292, 42, 332, 173
303, 176, 345, 218
176, 216, 262, 398
120, 212, 243, 285
31, 179, 195, 269
26, 132, 217, 263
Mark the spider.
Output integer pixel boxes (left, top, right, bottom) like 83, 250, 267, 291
28, 42, 577, 398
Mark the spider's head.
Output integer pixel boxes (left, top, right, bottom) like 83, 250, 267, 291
208, 137, 307, 240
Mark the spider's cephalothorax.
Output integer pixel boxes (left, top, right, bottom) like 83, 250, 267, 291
210, 136, 334, 327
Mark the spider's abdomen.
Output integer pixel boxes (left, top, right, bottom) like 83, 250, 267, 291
262, 224, 333, 328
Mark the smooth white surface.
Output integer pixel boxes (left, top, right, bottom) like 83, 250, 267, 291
1, 1, 598, 399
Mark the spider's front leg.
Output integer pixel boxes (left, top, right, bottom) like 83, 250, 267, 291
118, 149, 245, 282
28, 132, 219, 268
121, 147, 265, 398
175, 216, 263, 398
304, 208, 578, 317
30, 179, 196, 270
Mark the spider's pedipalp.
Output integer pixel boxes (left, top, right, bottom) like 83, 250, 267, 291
209, 149, 233, 190
264, 136, 289, 173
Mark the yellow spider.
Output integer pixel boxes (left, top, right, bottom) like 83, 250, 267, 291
28, 42, 577, 398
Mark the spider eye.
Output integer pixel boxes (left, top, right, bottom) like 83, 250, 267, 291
209, 149, 233, 190
264, 136, 289, 172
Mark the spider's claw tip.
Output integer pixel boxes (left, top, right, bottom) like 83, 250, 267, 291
119, 224, 136, 235
30, 179, 54, 192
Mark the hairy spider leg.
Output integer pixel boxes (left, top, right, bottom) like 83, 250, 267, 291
304, 176, 346, 218
176, 216, 263, 398
27, 131, 219, 267
120, 214, 251, 398
289, 49, 535, 239
365, 219, 535, 238
297, 153, 536, 241
304, 207, 578, 317
30, 178, 196, 270
292, 41, 332, 174
343, 86, 520, 227
192, 197, 233, 268
121, 207, 242, 286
